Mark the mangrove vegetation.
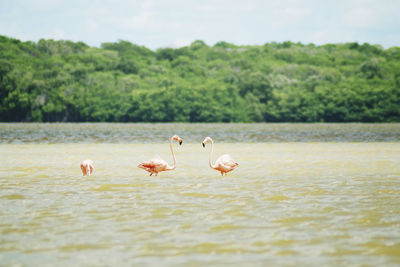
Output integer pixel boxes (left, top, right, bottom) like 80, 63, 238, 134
1, 35, 399, 122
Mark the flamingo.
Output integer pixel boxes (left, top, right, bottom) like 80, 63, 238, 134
138, 135, 183, 176
80, 159, 94, 176
202, 136, 239, 176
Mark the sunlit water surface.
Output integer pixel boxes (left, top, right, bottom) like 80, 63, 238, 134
0, 124, 399, 266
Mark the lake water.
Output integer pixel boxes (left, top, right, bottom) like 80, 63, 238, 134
1, 123, 399, 266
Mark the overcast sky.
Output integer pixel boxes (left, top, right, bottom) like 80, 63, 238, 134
1, 0, 399, 49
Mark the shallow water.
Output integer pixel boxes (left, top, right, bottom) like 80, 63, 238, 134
1, 124, 400, 266
1, 123, 400, 143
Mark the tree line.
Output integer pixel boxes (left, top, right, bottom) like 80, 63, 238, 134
1, 35, 399, 122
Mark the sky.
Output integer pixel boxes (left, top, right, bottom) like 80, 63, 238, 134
1, 0, 399, 49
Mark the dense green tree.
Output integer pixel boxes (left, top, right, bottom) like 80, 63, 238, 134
0, 35, 399, 122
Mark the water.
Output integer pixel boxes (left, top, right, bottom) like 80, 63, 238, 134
1, 124, 400, 266
1, 123, 400, 143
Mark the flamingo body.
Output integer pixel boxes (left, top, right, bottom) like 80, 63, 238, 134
138, 157, 171, 176
138, 135, 182, 176
80, 159, 94, 176
202, 137, 239, 176
214, 154, 239, 175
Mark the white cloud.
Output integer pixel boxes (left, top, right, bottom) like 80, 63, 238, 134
86, 19, 99, 31
43, 29, 70, 40
24, 0, 64, 10
306, 29, 357, 45
340, 0, 400, 28
342, 6, 381, 28
167, 38, 192, 48
118, 0, 158, 30
263, 2, 314, 29
1, 0, 399, 48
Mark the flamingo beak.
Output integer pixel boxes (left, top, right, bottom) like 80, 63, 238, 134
179, 139, 182, 145
202, 142, 205, 148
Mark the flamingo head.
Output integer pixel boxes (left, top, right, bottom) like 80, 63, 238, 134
172, 135, 183, 145
202, 136, 212, 147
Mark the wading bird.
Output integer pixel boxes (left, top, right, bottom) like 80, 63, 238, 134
138, 135, 183, 176
80, 159, 94, 176
202, 136, 239, 176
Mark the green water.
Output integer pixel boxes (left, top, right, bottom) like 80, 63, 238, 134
0, 124, 400, 266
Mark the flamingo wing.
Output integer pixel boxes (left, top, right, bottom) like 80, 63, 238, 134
138, 157, 168, 172
215, 154, 238, 170
151, 155, 169, 165
138, 160, 161, 169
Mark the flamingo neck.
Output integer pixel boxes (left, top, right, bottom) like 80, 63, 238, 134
168, 137, 176, 170
209, 139, 216, 169
86, 164, 91, 176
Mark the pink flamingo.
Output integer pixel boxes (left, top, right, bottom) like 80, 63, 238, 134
138, 135, 183, 176
80, 159, 94, 176
202, 136, 239, 176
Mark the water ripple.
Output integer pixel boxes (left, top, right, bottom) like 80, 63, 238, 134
0, 136, 400, 266
1, 123, 400, 143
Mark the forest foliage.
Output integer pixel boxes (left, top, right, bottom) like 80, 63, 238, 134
1, 35, 400, 122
